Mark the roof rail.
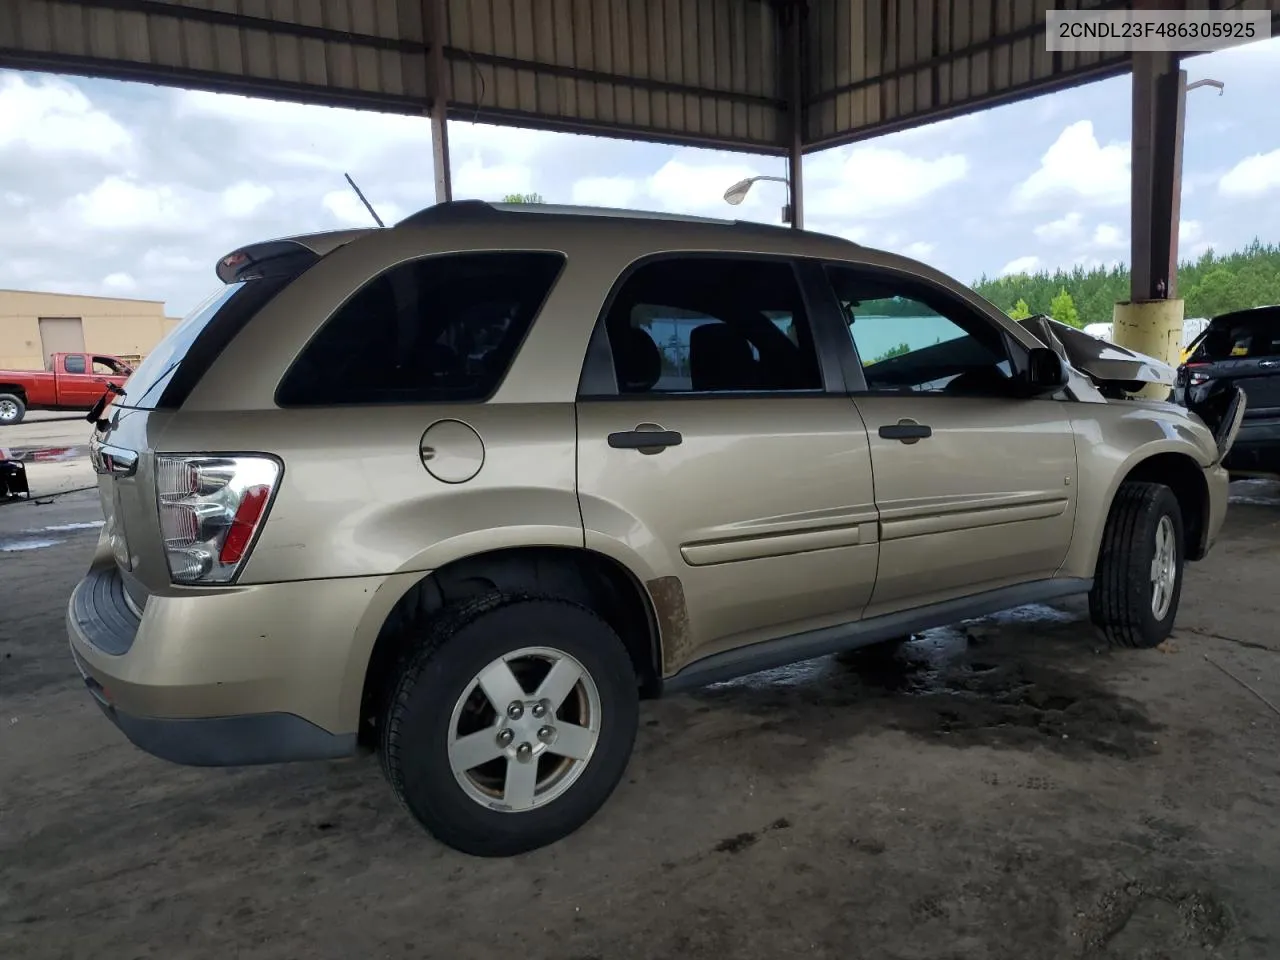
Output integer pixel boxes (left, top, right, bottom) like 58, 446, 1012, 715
396, 200, 761, 229
393, 200, 860, 246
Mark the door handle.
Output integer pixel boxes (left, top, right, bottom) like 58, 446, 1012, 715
608, 427, 683, 451
878, 420, 932, 443
1260, 360, 1278, 368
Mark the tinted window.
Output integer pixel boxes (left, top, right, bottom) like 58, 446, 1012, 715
825, 266, 1013, 395
63, 355, 86, 374
276, 252, 564, 406
601, 257, 822, 395
1198, 317, 1280, 360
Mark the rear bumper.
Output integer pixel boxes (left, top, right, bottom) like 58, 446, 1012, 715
71, 643, 355, 766
65, 561, 400, 767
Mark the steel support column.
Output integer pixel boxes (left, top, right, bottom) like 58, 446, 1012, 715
428, 0, 452, 203
782, 0, 806, 229
1130, 50, 1185, 301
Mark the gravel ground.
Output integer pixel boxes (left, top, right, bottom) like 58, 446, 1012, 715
2, 482, 1279, 960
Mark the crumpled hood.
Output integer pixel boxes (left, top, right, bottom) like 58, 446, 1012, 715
1017, 314, 1176, 388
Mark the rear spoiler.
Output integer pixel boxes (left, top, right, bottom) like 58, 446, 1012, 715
215, 230, 371, 284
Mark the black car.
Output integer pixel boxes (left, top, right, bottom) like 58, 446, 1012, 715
1176, 305, 1280, 478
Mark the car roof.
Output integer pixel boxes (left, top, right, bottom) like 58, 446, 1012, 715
221, 200, 888, 272
1211, 305, 1280, 326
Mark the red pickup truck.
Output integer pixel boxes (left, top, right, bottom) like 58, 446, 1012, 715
0, 352, 134, 425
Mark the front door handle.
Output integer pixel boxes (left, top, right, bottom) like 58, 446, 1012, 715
878, 420, 932, 443
1260, 360, 1278, 368
608, 426, 683, 452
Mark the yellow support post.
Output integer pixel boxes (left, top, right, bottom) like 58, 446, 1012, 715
1112, 299, 1185, 398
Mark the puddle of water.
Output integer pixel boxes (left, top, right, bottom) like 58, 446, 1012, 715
0, 445, 91, 464
0, 538, 65, 552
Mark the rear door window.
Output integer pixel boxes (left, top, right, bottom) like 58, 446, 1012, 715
63, 355, 86, 374
275, 251, 565, 406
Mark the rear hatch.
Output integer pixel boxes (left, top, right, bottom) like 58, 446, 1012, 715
89, 235, 360, 601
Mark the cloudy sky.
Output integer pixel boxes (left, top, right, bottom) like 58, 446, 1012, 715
2, 37, 1279, 318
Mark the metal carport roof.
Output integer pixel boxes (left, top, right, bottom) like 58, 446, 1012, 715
4, 0, 1277, 158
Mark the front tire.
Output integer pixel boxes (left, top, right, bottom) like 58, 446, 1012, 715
380, 595, 639, 857
1089, 481, 1185, 649
0, 394, 25, 425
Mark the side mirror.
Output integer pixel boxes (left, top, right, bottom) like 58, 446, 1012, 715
1022, 347, 1070, 397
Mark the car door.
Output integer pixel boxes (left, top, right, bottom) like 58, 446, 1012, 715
58, 353, 99, 406
817, 263, 1078, 617
575, 255, 878, 676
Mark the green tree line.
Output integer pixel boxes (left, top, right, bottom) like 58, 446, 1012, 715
975, 239, 1280, 328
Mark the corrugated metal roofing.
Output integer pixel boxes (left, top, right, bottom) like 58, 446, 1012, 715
1, 0, 1278, 155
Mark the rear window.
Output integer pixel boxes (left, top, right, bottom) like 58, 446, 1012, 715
116, 277, 293, 410
275, 251, 565, 406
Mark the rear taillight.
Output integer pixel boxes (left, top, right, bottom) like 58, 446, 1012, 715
1185, 363, 1211, 386
155, 454, 281, 584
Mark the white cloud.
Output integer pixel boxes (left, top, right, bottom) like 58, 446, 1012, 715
1034, 211, 1084, 242
321, 189, 402, 228
645, 158, 767, 214
1218, 149, 1280, 199
452, 154, 535, 201
102, 272, 138, 293
571, 176, 640, 208
806, 146, 968, 217
68, 177, 189, 231
1013, 121, 1129, 208
0, 72, 133, 162
1093, 224, 1125, 249
902, 241, 936, 260
1179, 220, 1203, 244
220, 181, 274, 218
1001, 255, 1040, 276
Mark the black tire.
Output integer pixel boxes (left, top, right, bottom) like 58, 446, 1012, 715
380, 594, 639, 857
0, 394, 25, 426
1089, 481, 1185, 649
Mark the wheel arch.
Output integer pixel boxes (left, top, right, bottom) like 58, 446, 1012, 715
1071, 446, 1211, 580
352, 545, 664, 747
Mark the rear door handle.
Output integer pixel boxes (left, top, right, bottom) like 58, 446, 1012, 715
878, 421, 932, 443
1260, 360, 1279, 368
608, 428, 683, 451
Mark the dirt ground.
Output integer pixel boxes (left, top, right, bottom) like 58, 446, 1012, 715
3, 482, 1280, 960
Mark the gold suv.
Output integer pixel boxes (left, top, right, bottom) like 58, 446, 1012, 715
70, 202, 1237, 857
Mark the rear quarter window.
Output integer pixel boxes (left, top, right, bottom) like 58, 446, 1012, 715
275, 251, 565, 406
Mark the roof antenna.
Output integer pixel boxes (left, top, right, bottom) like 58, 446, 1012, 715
344, 172, 385, 227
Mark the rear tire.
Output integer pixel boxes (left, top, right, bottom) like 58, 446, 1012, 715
0, 394, 25, 426
1089, 481, 1185, 649
380, 594, 639, 857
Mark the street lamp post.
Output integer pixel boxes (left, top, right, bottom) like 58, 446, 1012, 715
722, 175, 795, 225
